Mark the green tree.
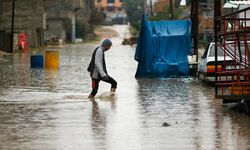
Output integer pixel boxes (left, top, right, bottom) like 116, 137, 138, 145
76, 21, 87, 39
150, 3, 183, 21
124, 0, 143, 30
89, 9, 106, 25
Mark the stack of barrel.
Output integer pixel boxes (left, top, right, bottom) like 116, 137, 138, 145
31, 50, 59, 69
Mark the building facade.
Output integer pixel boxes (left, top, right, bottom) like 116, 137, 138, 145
44, 0, 86, 44
95, 0, 126, 24
198, 0, 214, 43
0, 0, 89, 52
95, 0, 125, 13
0, 0, 45, 52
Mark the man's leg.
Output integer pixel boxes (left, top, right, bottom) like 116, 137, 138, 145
101, 76, 117, 96
88, 78, 100, 98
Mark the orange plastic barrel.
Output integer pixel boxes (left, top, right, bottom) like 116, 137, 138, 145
45, 50, 59, 69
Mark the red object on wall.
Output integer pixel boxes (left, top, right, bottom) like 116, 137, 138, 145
18, 33, 29, 52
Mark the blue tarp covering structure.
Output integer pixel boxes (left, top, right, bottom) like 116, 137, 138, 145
134, 15, 192, 78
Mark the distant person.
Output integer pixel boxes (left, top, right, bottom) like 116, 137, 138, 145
87, 39, 117, 98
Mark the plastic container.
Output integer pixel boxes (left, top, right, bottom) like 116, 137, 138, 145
31, 55, 44, 68
45, 50, 59, 69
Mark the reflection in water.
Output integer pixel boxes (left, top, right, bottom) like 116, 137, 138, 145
91, 100, 107, 137
0, 102, 58, 150
0, 25, 249, 149
90, 99, 117, 150
136, 78, 250, 149
44, 69, 59, 92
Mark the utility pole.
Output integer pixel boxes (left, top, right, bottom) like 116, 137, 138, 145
140, 0, 146, 14
169, 0, 173, 20
214, 0, 221, 32
88, 0, 95, 32
191, 0, 198, 63
214, 0, 221, 92
10, 0, 16, 53
150, 0, 153, 17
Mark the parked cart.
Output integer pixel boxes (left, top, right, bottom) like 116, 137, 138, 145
214, 7, 250, 115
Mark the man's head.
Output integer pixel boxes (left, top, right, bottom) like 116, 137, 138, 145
101, 39, 112, 51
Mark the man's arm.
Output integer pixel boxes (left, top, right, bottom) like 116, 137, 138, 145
95, 48, 107, 77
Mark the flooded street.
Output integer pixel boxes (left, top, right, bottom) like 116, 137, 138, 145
0, 25, 249, 150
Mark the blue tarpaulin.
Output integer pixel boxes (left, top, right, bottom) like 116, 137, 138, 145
134, 15, 192, 78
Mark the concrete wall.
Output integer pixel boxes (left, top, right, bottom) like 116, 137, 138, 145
45, 20, 67, 41
44, 0, 86, 42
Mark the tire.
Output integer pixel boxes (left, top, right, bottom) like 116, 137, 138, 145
237, 100, 250, 116
241, 101, 249, 116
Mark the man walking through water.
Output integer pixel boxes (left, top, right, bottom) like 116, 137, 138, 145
87, 39, 117, 99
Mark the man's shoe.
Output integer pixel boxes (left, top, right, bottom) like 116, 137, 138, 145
110, 92, 115, 97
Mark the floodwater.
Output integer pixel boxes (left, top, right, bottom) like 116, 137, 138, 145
0, 25, 249, 150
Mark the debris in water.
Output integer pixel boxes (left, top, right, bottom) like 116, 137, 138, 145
162, 122, 170, 127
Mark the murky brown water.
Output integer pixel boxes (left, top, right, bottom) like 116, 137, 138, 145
0, 25, 249, 150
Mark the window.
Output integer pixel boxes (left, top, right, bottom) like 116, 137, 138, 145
230, 43, 250, 57
107, 6, 114, 12
209, 45, 225, 57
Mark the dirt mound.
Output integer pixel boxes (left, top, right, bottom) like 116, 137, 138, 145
95, 27, 119, 39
